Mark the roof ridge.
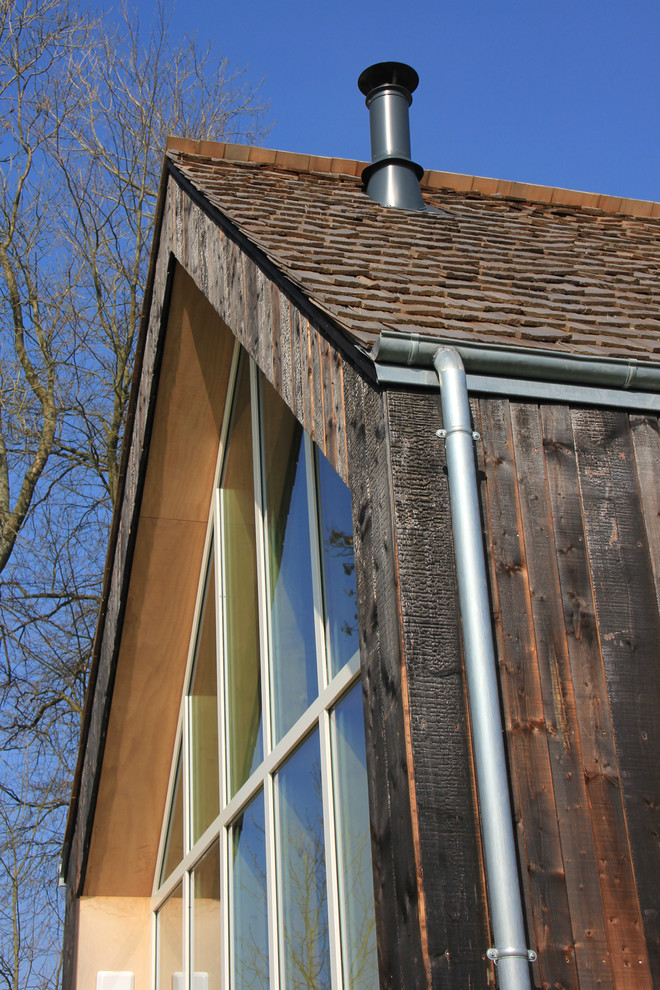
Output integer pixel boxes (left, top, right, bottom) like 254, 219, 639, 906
165, 136, 660, 220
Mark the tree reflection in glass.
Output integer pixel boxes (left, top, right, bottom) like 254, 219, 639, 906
277, 731, 330, 989
261, 377, 317, 742
230, 791, 269, 989
332, 687, 378, 989
222, 357, 263, 795
316, 450, 358, 680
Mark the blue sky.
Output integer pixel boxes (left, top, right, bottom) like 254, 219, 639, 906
143, 0, 659, 202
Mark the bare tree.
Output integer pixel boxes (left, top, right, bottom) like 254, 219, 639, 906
57, 2, 269, 501
0, 0, 94, 574
0, 1, 269, 985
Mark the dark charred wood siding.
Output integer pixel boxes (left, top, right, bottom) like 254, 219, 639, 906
344, 371, 429, 989
385, 390, 491, 989
475, 398, 660, 990
379, 391, 660, 990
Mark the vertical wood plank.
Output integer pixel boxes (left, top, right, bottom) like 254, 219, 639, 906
320, 332, 338, 470
192, 205, 209, 296
224, 237, 245, 345
206, 220, 224, 319
61, 889, 79, 990
332, 347, 348, 486
344, 367, 428, 990
302, 319, 314, 439
270, 283, 282, 398
279, 297, 293, 413
510, 402, 613, 986
541, 404, 653, 987
571, 407, 660, 983
243, 256, 259, 362
290, 306, 304, 426
310, 327, 325, 445
479, 398, 578, 989
255, 266, 273, 384
387, 389, 490, 989
630, 414, 660, 611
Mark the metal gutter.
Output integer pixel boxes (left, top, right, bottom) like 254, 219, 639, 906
374, 364, 660, 412
372, 330, 660, 411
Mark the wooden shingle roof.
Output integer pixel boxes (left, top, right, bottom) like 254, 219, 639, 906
167, 140, 660, 363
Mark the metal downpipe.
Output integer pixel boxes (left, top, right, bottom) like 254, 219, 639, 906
433, 346, 534, 990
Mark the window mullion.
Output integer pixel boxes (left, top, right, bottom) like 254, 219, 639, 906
251, 360, 272, 758
183, 869, 191, 990
214, 488, 231, 990
320, 706, 343, 989
224, 824, 233, 990
265, 771, 281, 990
252, 358, 281, 989
214, 490, 226, 810
182, 689, 191, 863
182, 684, 191, 990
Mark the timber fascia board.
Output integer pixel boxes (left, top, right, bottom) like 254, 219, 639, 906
165, 157, 376, 383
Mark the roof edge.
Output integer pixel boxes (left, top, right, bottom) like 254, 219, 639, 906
165, 137, 660, 219
61, 155, 175, 889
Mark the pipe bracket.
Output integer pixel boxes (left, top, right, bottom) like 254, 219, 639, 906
487, 946, 538, 964
436, 428, 481, 442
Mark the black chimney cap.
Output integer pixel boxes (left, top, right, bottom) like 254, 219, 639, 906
358, 61, 419, 98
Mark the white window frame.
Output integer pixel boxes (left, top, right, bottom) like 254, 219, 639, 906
151, 342, 370, 990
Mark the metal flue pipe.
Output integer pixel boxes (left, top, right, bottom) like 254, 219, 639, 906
358, 61, 427, 211
433, 346, 534, 990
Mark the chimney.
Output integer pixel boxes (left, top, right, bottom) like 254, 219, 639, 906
358, 61, 426, 211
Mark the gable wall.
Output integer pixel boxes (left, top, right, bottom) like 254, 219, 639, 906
65, 173, 435, 987
171, 174, 434, 987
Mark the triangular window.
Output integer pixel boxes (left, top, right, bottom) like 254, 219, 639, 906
153, 346, 377, 989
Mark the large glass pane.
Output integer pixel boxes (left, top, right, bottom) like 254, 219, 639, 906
156, 882, 183, 990
192, 840, 222, 990
230, 791, 269, 989
261, 377, 318, 742
332, 687, 378, 989
277, 731, 329, 990
223, 357, 263, 795
189, 551, 220, 844
160, 747, 184, 884
316, 450, 358, 679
